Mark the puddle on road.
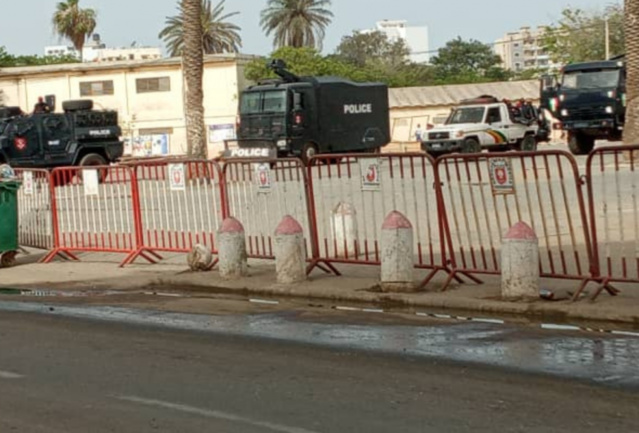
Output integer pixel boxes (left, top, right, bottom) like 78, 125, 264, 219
1, 300, 638, 389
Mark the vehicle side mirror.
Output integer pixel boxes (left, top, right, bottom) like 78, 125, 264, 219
293, 92, 302, 110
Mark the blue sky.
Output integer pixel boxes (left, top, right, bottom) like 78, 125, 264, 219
0, 0, 619, 57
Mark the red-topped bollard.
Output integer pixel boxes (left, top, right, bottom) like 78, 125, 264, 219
218, 217, 248, 279
501, 222, 539, 300
275, 215, 307, 284
381, 211, 415, 292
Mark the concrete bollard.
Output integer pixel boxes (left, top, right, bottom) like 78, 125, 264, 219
217, 217, 248, 279
274, 215, 307, 284
380, 211, 415, 292
331, 202, 358, 258
501, 222, 539, 300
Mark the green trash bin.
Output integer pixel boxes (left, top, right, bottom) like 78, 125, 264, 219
0, 180, 21, 268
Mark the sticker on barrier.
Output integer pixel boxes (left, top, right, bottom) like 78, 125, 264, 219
125, 160, 224, 266
15, 169, 54, 250
308, 153, 449, 286
585, 146, 639, 299
223, 159, 316, 265
436, 151, 593, 290
43, 166, 138, 264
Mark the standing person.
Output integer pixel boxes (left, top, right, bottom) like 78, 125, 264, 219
414, 124, 423, 142
33, 97, 50, 114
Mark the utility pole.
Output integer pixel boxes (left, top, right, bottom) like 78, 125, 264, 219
605, 17, 611, 59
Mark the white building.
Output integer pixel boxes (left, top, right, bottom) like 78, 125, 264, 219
365, 20, 430, 64
495, 26, 559, 73
45, 34, 162, 63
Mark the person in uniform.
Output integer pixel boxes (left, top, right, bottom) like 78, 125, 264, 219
33, 97, 51, 114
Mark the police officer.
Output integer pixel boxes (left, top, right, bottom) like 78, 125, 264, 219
33, 97, 50, 114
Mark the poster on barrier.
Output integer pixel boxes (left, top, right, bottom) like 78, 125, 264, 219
83, 169, 99, 196
360, 158, 381, 192
169, 164, 186, 191
488, 158, 515, 195
254, 163, 272, 193
23, 171, 33, 196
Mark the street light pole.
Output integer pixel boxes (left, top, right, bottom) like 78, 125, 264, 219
605, 17, 611, 59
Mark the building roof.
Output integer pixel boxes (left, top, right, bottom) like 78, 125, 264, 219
389, 80, 539, 109
0, 53, 257, 78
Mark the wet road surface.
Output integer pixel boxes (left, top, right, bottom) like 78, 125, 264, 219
1, 302, 639, 432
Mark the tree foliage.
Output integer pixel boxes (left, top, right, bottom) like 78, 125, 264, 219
159, 0, 242, 57
260, 0, 333, 50
0, 46, 79, 67
335, 31, 410, 68
52, 0, 97, 58
544, 4, 624, 64
430, 37, 510, 84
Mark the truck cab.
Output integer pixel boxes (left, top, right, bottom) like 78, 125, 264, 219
541, 58, 625, 155
233, 59, 390, 163
0, 99, 123, 169
422, 96, 540, 155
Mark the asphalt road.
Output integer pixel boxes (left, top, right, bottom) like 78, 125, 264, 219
1, 307, 639, 433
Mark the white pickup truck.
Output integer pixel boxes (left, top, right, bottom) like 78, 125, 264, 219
421, 97, 542, 155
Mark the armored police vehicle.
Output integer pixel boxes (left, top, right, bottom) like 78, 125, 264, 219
541, 57, 625, 155
0, 99, 123, 169
232, 59, 390, 163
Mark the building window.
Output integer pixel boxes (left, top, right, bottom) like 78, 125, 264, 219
79, 80, 114, 96
136, 77, 171, 93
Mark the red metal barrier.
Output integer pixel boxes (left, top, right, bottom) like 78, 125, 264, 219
42, 166, 144, 265
585, 146, 639, 299
15, 169, 54, 250
222, 158, 332, 274
435, 150, 594, 291
122, 160, 225, 266
307, 153, 455, 286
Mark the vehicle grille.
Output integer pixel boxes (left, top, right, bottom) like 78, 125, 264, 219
428, 131, 450, 140
567, 106, 608, 121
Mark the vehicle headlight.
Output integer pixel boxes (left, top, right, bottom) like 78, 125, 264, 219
276, 139, 287, 148
605, 106, 614, 114
560, 109, 569, 117
455, 130, 464, 138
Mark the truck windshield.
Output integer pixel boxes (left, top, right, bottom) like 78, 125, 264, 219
447, 107, 485, 124
240, 90, 287, 114
562, 69, 620, 90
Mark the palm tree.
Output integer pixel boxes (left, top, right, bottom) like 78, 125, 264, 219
159, 0, 242, 57
182, 0, 207, 158
260, 0, 333, 50
624, 0, 639, 156
52, 0, 97, 60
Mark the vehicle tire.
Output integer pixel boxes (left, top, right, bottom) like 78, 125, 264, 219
519, 134, 538, 152
567, 132, 595, 155
79, 153, 108, 183
301, 142, 318, 166
62, 100, 93, 112
0, 251, 17, 268
461, 138, 481, 154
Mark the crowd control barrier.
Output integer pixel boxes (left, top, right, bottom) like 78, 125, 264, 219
15, 169, 54, 250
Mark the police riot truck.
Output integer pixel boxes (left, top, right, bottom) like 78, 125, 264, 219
230, 59, 390, 163
0, 99, 123, 170
541, 56, 625, 155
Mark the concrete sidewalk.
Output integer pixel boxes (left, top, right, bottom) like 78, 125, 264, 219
1, 249, 637, 326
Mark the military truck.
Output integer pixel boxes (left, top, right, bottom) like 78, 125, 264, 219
232, 59, 390, 163
540, 57, 625, 155
0, 99, 123, 169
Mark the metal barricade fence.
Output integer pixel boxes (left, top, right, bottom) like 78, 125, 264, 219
222, 159, 325, 271
308, 153, 450, 285
124, 160, 225, 266
15, 169, 54, 250
586, 146, 639, 298
435, 150, 593, 290
43, 166, 139, 265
